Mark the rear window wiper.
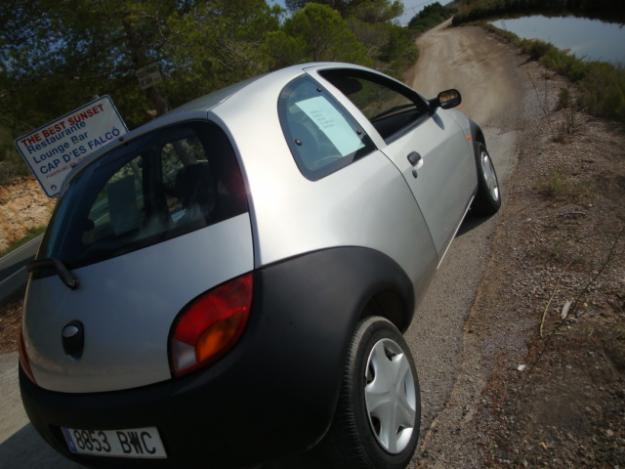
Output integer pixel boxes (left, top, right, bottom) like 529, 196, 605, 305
28, 257, 79, 290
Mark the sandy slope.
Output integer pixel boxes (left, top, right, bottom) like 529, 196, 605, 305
0, 178, 53, 253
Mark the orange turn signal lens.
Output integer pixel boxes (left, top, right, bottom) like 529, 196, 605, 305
195, 312, 248, 364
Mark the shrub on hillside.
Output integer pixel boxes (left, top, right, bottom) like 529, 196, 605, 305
579, 63, 625, 123
409, 2, 455, 33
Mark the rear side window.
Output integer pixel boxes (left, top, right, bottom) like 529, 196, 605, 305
279, 75, 375, 180
40, 121, 247, 268
320, 69, 430, 143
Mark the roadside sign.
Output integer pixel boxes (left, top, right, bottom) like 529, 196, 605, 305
15, 96, 127, 197
136, 63, 162, 90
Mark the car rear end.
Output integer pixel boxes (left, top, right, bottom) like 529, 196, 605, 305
18, 118, 266, 467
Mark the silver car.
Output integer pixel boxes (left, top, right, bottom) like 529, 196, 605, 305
19, 62, 500, 469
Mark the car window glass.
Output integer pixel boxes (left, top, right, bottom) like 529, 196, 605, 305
40, 122, 247, 269
160, 136, 209, 221
279, 75, 375, 180
320, 69, 429, 142
84, 155, 145, 245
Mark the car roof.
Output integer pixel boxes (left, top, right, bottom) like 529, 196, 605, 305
59, 61, 370, 193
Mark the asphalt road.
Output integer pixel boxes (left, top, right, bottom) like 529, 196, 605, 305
0, 21, 527, 469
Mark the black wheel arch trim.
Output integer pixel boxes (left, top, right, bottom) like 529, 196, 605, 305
469, 119, 486, 152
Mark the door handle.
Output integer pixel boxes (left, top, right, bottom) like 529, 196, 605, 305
407, 151, 423, 170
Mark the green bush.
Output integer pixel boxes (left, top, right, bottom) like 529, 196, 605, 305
263, 31, 309, 69
408, 2, 455, 33
378, 23, 418, 76
520, 39, 551, 61
284, 3, 371, 64
540, 48, 587, 81
578, 62, 625, 122
556, 87, 570, 110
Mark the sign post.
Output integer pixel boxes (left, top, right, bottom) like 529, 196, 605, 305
136, 63, 163, 90
15, 96, 127, 197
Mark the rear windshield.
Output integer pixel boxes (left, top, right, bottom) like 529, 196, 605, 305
39, 121, 247, 269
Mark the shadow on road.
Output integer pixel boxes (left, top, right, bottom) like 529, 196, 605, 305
457, 211, 497, 237
0, 424, 83, 468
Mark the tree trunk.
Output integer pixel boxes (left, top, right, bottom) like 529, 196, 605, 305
122, 18, 169, 117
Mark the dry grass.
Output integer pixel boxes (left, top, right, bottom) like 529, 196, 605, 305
538, 171, 592, 202
0, 177, 53, 253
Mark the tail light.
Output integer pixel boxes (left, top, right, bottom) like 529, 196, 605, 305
170, 272, 253, 377
19, 330, 36, 383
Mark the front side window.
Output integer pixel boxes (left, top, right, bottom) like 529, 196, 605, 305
40, 121, 247, 268
279, 75, 375, 180
320, 69, 430, 142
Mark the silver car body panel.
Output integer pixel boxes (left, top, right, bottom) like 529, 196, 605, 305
24, 62, 478, 393
24, 214, 253, 393
310, 66, 477, 256
378, 108, 476, 255
212, 66, 438, 289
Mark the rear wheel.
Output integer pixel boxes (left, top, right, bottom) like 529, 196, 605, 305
472, 142, 501, 216
318, 317, 420, 469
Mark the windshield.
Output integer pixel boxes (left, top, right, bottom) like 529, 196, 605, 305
39, 121, 247, 269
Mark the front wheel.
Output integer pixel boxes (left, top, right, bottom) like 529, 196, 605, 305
472, 143, 501, 216
317, 317, 421, 469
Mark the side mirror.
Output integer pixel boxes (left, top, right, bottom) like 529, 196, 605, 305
429, 89, 462, 111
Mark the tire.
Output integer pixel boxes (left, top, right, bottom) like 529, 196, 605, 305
317, 316, 421, 469
472, 142, 501, 216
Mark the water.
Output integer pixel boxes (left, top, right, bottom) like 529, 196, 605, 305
492, 15, 625, 65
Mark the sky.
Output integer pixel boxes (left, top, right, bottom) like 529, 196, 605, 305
267, 0, 453, 26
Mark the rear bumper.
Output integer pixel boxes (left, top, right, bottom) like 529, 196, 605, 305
20, 362, 313, 469
20, 247, 415, 468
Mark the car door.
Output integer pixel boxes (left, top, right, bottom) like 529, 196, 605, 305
319, 68, 476, 256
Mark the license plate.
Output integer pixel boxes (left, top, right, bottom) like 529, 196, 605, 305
61, 426, 167, 459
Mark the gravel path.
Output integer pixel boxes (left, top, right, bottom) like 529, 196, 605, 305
402, 20, 536, 467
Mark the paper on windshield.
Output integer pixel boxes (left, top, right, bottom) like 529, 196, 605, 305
295, 96, 365, 156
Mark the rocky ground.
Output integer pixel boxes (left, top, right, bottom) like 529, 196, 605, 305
412, 29, 625, 469
0, 177, 53, 253
0, 177, 52, 355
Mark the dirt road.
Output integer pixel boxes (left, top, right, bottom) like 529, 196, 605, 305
0, 21, 535, 469
402, 20, 535, 465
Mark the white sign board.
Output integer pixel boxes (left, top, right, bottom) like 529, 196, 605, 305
15, 96, 127, 197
